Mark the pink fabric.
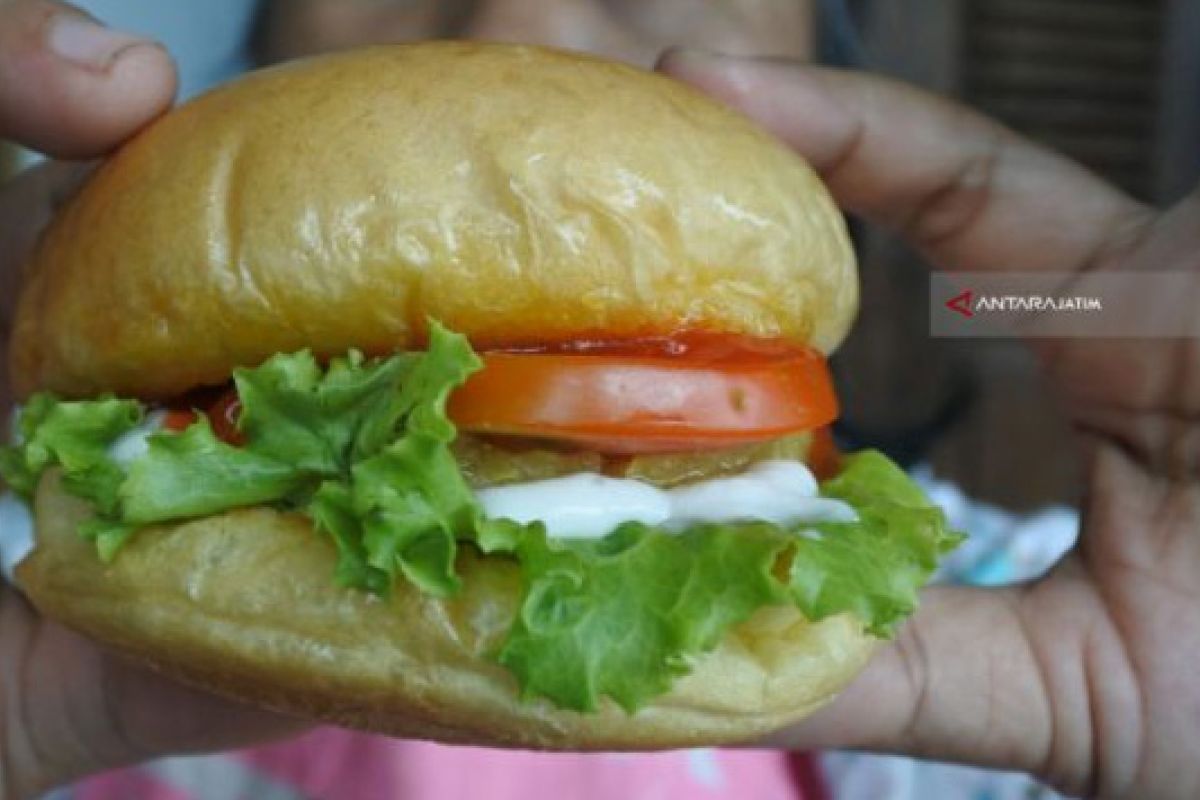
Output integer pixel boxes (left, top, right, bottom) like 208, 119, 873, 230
74, 767, 193, 800
73, 727, 813, 800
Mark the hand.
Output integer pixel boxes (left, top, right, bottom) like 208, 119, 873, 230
661, 50, 1200, 798
254, 0, 814, 69
0, 3, 303, 797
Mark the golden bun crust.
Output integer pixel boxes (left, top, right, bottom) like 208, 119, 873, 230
12, 42, 856, 400
19, 472, 876, 749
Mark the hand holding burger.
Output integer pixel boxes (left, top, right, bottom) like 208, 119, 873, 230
2, 42, 959, 749
0, 3, 304, 796
661, 50, 1200, 798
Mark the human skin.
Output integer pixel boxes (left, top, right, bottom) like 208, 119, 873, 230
659, 50, 1200, 799
253, 0, 814, 68
0, 3, 304, 798
2, 1, 1198, 798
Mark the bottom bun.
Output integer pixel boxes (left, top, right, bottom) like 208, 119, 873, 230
18, 471, 877, 749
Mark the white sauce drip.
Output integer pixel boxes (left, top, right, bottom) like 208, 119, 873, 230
476, 459, 856, 540
107, 410, 167, 468
477, 473, 673, 539
0, 408, 167, 583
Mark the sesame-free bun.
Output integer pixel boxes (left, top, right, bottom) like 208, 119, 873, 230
11, 42, 856, 400
19, 472, 876, 749
10, 43, 872, 750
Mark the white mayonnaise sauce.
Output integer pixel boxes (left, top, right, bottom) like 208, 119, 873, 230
476, 473, 672, 539
666, 460, 858, 528
476, 459, 856, 540
0, 407, 167, 583
107, 410, 167, 468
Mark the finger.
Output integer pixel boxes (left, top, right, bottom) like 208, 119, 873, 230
0, 161, 93, 318
1123, 183, 1200, 274
0, 159, 89, 266
3, 587, 306, 795
658, 50, 1153, 274
767, 577, 1137, 796
0, 160, 93, 409
0, 0, 177, 158
101, 649, 309, 764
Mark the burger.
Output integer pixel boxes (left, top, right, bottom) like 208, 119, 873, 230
0, 42, 961, 749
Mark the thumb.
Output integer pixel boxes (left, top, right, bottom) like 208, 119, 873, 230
0, 0, 177, 158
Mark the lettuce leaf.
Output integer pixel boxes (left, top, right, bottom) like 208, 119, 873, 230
301, 325, 482, 596
121, 418, 309, 524
308, 480, 390, 594
493, 455, 961, 711
234, 348, 422, 472
78, 517, 140, 563
790, 451, 965, 637
499, 522, 789, 712
1, 322, 484, 589
313, 437, 476, 597
0, 325, 963, 715
0, 394, 139, 499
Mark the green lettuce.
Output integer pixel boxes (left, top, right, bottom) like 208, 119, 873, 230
0, 324, 962, 714
499, 522, 790, 712
121, 418, 308, 524
0, 393, 139, 504
791, 451, 965, 636
494, 454, 962, 710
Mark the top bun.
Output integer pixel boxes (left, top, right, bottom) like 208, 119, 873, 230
11, 42, 857, 400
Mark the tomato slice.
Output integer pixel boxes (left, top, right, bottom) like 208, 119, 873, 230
162, 409, 198, 433
207, 389, 245, 446
447, 335, 838, 454
162, 335, 838, 455
160, 392, 243, 445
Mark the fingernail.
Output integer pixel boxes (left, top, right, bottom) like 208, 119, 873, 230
46, 13, 150, 71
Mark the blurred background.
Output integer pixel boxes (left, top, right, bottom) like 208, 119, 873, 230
4, 0, 1196, 514
823, 0, 1199, 513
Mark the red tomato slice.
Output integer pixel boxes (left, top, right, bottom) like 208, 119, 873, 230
447, 336, 838, 454
208, 390, 245, 446
162, 409, 198, 433
160, 398, 243, 446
